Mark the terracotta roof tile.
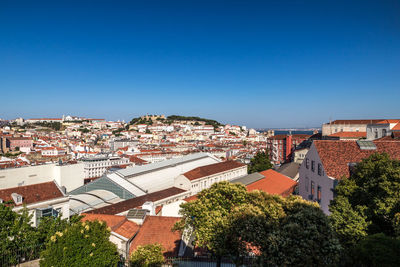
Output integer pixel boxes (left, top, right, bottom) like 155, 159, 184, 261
183, 161, 246, 181
129, 216, 181, 257
328, 131, 366, 138
314, 140, 400, 179
0, 181, 64, 206
85, 187, 186, 215
247, 169, 297, 197
82, 213, 140, 239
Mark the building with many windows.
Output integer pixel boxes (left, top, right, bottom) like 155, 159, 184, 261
82, 154, 130, 178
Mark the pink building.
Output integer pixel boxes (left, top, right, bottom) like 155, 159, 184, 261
6, 137, 33, 151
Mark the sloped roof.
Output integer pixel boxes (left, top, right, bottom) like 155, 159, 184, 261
85, 187, 186, 215
314, 140, 400, 179
328, 132, 366, 138
129, 216, 181, 257
327, 120, 383, 125
247, 169, 297, 197
82, 213, 139, 240
0, 181, 65, 206
183, 160, 246, 181
276, 162, 300, 179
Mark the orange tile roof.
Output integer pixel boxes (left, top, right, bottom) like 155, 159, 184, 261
314, 140, 400, 179
82, 213, 139, 239
392, 123, 400, 131
247, 169, 297, 197
183, 160, 246, 181
0, 181, 64, 206
328, 131, 366, 138
129, 216, 181, 257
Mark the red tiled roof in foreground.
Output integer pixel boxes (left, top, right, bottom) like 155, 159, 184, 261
129, 216, 181, 257
314, 140, 400, 179
85, 187, 186, 215
0, 181, 64, 206
328, 131, 366, 138
248, 169, 297, 197
183, 160, 246, 181
82, 213, 139, 240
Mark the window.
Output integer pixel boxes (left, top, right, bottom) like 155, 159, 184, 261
310, 181, 315, 200
305, 177, 309, 192
305, 158, 310, 169
311, 160, 315, 172
382, 129, 387, 136
375, 130, 378, 139
317, 186, 321, 202
318, 163, 322, 176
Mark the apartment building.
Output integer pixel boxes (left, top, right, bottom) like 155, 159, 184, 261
82, 154, 130, 178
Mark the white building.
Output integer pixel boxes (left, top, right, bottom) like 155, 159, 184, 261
0, 162, 85, 193
298, 140, 400, 214
82, 154, 130, 178
174, 160, 247, 194
0, 181, 70, 227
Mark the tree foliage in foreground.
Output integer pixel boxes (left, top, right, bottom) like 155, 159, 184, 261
0, 205, 38, 266
130, 244, 165, 267
350, 233, 400, 267
330, 153, 400, 247
40, 220, 119, 267
248, 151, 273, 173
175, 182, 341, 266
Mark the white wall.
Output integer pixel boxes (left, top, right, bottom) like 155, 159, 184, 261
0, 163, 84, 192
125, 156, 220, 193
175, 165, 248, 194
298, 143, 336, 214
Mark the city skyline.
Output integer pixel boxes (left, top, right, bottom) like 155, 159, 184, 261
1, 0, 400, 128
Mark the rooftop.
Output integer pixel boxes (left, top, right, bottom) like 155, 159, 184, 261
183, 160, 246, 181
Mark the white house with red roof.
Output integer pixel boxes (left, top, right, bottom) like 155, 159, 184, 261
174, 160, 247, 194
298, 140, 400, 214
0, 181, 70, 227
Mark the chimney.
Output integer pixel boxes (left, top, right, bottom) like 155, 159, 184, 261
142, 201, 155, 215
285, 135, 292, 162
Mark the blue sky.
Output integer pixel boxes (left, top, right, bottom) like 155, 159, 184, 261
1, 0, 399, 128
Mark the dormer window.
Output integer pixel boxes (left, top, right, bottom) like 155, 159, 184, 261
11, 193, 23, 205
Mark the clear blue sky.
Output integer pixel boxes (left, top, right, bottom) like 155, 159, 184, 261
1, 0, 399, 128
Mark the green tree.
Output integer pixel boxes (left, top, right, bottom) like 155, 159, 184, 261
40, 220, 119, 267
174, 182, 250, 266
351, 233, 400, 267
130, 244, 165, 267
231, 192, 341, 266
36, 214, 83, 246
0, 205, 39, 266
175, 182, 340, 266
248, 151, 273, 173
330, 153, 400, 246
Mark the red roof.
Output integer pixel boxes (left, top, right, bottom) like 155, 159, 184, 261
314, 140, 400, 179
328, 131, 366, 138
85, 187, 186, 215
82, 213, 139, 239
327, 119, 383, 125
392, 123, 400, 131
0, 181, 64, 206
129, 216, 181, 257
183, 161, 246, 181
247, 169, 297, 197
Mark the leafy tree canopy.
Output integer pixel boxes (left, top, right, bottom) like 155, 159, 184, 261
130, 244, 165, 267
248, 151, 273, 174
175, 182, 341, 266
330, 153, 400, 246
40, 220, 119, 267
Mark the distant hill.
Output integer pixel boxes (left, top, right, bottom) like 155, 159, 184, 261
129, 115, 223, 127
